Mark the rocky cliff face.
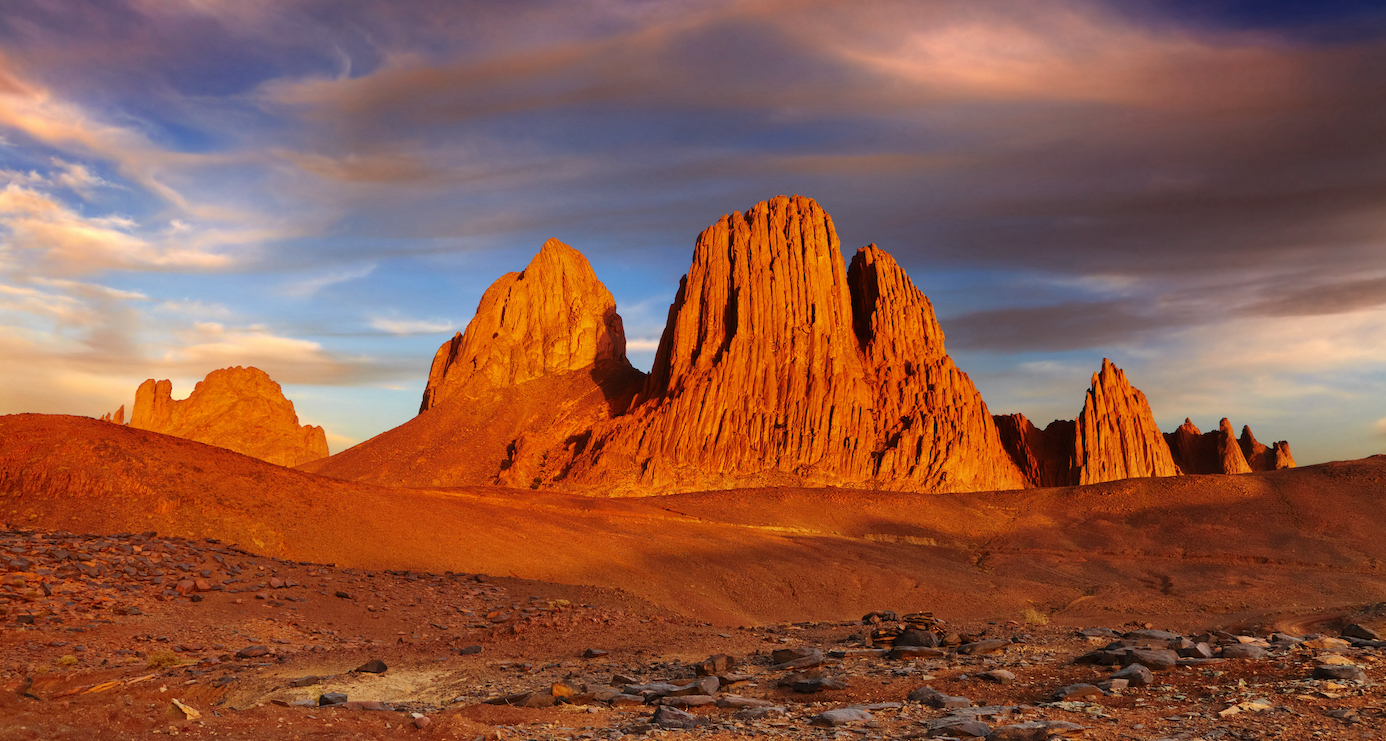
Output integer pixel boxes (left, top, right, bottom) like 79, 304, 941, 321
127, 367, 328, 467
1074, 359, 1182, 485
995, 359, 1179, 487
558, 196, 1024, 494
99, 405, 125, 425
419, 238, 629, 412
306, 240, 643, 488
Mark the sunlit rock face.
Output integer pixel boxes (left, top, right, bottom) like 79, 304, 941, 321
418, 238, 629, 413
127, 366, 328, 467
996, 359, 1179, 487
561, 195, 1025, 494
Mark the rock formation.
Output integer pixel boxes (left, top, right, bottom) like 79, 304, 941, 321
1073, 359, 1182, 485
310, 194, 1295, 495
993, 414, 1076, 489
126, 367, 328, 467
99, 405, 125, 425
1239, 425, 1296, 471
1164, 419, 1293, 474
558, 196, 1025, 494
419, 238, 629, 413
996, 359, 1180, 487
305, 241, 643, 487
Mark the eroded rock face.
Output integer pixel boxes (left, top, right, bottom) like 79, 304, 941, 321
1074, 359, 1182, 485
127, 367, 328, 467
99, 405, 125, 425
419, 238, 628, 412
560, 196, 1024, 494
995, 359, 1179, 487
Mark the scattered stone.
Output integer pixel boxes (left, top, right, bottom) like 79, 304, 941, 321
651, 705, 704, 730
1050, 683, 1102, 701
810, 708, 873, 727
1123, 648, 1178, 671
171, 699, 201, 719
1342, 624, 1381, 641
891, 646, 947, 660
319, 692, 347, 706
457, 645, 481, 655
1313, 664, 1367, 682
582, 648, 608, 658
770, 647, 824, 669
958, 638, 1009, 655
343, 701, 392, 711
694, 653, 733, 676
977, 669, 1015, 685
988, 720, 1085, 740
235, 645, 270, 659
926, 718, 991, 738
1220, 643, 1267, 660
1112, 663, 1154, 687
1097, 678, 1128, 693
910, 686, 972, 708
413, 715, 431, 730
289, 676, 322, 688
667, 676, 719, 697
788, 676, 847, 693
353, 659, 387, 674
896, 629, 940, 647
732, 706, 786, 721
660, 695, 715, 708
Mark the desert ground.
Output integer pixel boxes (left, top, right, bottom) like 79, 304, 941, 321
4, 413, 1386, 739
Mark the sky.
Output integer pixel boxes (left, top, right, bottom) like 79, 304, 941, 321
0, 0, 1383, 463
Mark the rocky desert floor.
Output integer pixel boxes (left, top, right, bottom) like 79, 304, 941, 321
4, 526, 1386, 741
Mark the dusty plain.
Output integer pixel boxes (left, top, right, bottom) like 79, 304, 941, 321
3, 413, 1386, 739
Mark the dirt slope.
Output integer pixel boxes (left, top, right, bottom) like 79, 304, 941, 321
5, 413, 1386, 627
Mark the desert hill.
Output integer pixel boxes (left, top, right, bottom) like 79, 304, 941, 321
5, 413, 1383, 627
102, 366, 328, 467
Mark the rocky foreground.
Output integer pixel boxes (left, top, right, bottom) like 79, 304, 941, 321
3, 527, 1385, 740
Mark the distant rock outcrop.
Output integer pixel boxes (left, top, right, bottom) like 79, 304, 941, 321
99, 405, 125, 425
559, 196, 1024, 494
996, 359, 1179, 487
1239, 425, 1296, 471
127, 367, 328, 467
419, 238, 629, 413
1074, 359, 1182, 485
1164, 419, 1293, 474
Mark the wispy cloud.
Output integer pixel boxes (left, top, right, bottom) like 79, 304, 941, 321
368, 316, 453, 335
281, 263, 376, 298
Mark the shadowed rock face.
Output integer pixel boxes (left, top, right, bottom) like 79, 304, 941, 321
419, 238, 629, 412
126, 366, 328, 467
1164, 419, 1295, 474
560, 196, 1024, 494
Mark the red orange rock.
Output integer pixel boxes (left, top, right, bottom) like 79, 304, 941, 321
1239, 425, 1296, 472
561, 196, 1024, 494
419, 238, 629, 412
1074, 359, 1181, 485
127, 366, 328, 467
99, 405, 125, 425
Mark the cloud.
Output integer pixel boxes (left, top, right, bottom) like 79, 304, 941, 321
368, 316, 453, 335
1377, 418, 1386, 438
280, 263, 375, 298
0, 184, 231, 274
944, 299, 1187, 353
1245, 275, 1386, 317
